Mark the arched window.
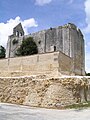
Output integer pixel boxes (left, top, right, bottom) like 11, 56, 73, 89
16, 31, 19, 37
20, 32, 22, 36
54, 46, 56, 51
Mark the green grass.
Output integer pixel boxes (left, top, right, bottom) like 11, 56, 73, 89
66, 101, 90, 109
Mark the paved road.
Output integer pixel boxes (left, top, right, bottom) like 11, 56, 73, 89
0, 103, 90, 120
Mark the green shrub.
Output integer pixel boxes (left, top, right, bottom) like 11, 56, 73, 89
16, 37, 38, 56
86, 73, 90, 76
0, 46, 6, 58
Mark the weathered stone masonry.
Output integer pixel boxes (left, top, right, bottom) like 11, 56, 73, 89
6, 23, 85, 76
0, 23, 88, 108
0, 76, 89, 108
0, 52, 73, 77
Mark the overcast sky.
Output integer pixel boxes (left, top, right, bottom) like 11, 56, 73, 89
0, 0, 90, 73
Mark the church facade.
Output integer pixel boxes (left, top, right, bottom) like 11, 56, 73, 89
6, 23, 85, 75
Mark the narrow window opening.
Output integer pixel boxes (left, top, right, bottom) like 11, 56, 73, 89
54, 46, 56, 51
20, 32, 22, 36
50, 27, 52, 30
16, 31, 19, 37
38, 40, 41, 44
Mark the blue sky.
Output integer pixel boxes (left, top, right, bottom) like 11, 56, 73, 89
0, 0, 90, 73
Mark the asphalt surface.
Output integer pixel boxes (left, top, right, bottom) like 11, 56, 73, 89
0, 103, 90, 120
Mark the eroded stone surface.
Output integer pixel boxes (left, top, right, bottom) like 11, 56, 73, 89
0, 76, 89, 108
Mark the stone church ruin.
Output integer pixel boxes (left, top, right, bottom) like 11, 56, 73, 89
2, 23, 85, 76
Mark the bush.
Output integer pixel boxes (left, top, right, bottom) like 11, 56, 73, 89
86, 73, 90, 76
0, 46, 6, 58
16, 37, 38, 56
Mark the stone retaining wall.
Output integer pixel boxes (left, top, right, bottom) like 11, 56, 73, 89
0, 52, 73, 77
0, 76, 90, 108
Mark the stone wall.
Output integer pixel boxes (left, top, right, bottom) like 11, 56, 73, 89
0, 76, 89, 108
0, 52, 73, 77
70, 26, 85, 75
6, 36, 23, 58
6, 23, 85, 76
58, 52, 74, 75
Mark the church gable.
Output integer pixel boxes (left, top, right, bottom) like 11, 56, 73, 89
13, 23, 24, 37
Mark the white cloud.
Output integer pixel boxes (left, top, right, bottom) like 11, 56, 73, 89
68, 0, 74, 4
35, 0, 74, 6
0, 16, 38, 47
83, 0, 90, 33
87, 42, 90, 46
35, 0, 52, 6
85, 42, 90, 72
83, 0, 90, 73
85, 52, 90, 73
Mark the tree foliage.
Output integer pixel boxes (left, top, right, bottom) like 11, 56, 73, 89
16, 37, 38, 56
0, 46, 6, 58
86, 73, 90, 76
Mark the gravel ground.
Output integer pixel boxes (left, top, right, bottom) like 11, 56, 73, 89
0, 103, 90, 120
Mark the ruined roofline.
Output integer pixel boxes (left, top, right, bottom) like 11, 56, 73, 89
7, 22, 84, 44
8, 23, 83, 38
8, 34, 14, 38
26, 23, 83, 37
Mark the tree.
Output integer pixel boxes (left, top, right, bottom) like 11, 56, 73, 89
0, 46, 6, 58
86, 73, 90, 76
16, 37, 38, 56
